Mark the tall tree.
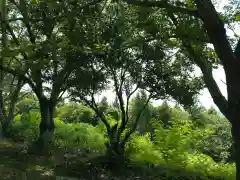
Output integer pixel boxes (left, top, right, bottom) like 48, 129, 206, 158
99, 96, 109, 114
124, 0, 240, 178
112, 96, 120, 109
153, 101, 172, 127
0, 0, 105, 149
69, 1, 204, 163
129, 90, 153, 134
0, 0, 25, 137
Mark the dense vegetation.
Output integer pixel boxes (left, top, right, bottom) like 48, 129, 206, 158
0, 0, 240, 179
4, 95, 237, 179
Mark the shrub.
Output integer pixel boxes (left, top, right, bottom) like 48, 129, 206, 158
56, 103, 97, 124
54, 120, 106, 152
126, 118, 236, 180
10, 112, 40, 143
10, 114, 105, 152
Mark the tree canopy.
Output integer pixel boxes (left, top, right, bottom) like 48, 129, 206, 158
1, 0, 240, 179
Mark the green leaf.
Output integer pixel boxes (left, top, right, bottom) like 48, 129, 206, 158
2, 49, 19, 57
235, 14, 240, 22
32, 0, 40, 4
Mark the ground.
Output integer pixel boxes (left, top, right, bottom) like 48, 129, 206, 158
0, 140, 225, 180
0, 140, 146, 180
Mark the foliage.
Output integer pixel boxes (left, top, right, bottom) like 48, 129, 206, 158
129, 91, 153, 134
127, 118, 235, 179
56, 103, 97, 124
10, 112, 105, 152
0, 0, 239, 179
16, 97, 39, 114
10, 112, 41, 143
54, 119, 106, 152
4, 100, 236, 179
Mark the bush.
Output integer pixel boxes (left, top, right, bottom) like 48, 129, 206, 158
54, 119, 105, 152
10, 113, 105, 152
16, 97, 39, 113
10, 112, 40, 143
8, 108, 235, 180
125, 119, 235, 180
56, 103, 97, 124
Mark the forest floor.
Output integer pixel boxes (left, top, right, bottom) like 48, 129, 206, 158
0, 140, 224, 180
0, 140, 157, 180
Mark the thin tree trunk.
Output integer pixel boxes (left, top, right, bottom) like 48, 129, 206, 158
0, 92, 5, 138
3, 80, 23, 137
0, 0, 7, 139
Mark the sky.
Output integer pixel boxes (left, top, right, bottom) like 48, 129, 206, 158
101, 0, 239, 110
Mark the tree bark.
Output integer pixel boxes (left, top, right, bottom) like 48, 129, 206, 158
230, 116, 240, 179
37, 97, 55, 149
105, 140, 125, 166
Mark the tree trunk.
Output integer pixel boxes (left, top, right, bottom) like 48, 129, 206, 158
2, 96, 18, 137
105, 140, 125, 166
231, 116, 240, 180
0, 90, 6, 139
37, 98, 55, 150
104, 125, 125, 164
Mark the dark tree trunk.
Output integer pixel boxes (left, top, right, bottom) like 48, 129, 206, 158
105, 140, 125, 167
231, 124, 240, 179
104, 125, 126, 166
37, 98, 55, 149
230, 114, 240, 180
226, 64, 240, 180
0, 90, 6, 138
226, 144, 235, 163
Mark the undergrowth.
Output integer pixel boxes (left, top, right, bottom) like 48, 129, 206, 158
6, 112, 236, 179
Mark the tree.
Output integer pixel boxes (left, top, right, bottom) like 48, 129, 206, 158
68, 1, 205, 164
0, 0, 105, 149
67, 2, 157, 162
56, 102, 96, 124
123, 0, 240, 178
129, 90, 153, 135
112, 96, 120, 109
0, 75, 24, 137
152, 101, 172, 127
99, 96, 109, 114
0, 0, 25, 137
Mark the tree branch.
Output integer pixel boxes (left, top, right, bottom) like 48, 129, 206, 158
10, 0, 36, 43
184, 43, 229, 120
121, 92, 152, 145
51, 63, 72, 102
79, 92, 111, 133
124, 0, 200, 17
126, 85, 139, 125
167, 10, 230, 120
234, 39, 240, 61
7, 77, 24, 121
194, 0, 236, 70
5, 22, 29, 61
0, 65, 37, 94
111, 68, 126, 127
